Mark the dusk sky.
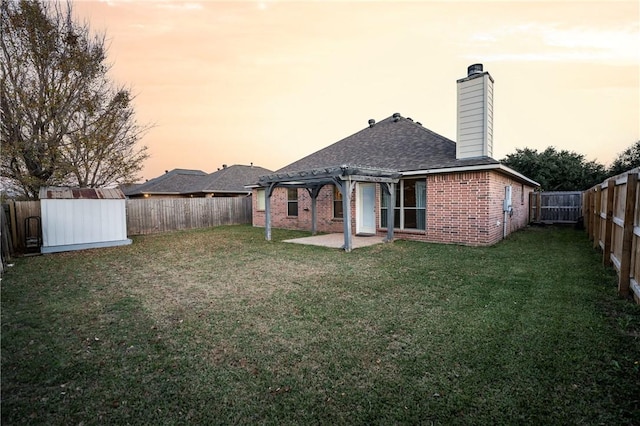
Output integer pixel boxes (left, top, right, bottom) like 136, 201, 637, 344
73, 0, 639, 181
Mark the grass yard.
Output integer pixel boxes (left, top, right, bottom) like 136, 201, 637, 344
2, 225, 639, 425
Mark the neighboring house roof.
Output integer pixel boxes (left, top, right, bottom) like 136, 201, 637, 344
277, 115, 498, 174
128, 169, 207, 195
119, 183, 143, 196
200, 164, 273, 193
127, 165, 274, 196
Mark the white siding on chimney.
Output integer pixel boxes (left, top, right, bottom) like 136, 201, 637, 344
456, 73, 494, 159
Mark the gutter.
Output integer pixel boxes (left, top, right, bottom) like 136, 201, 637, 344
401, 163, 540, 187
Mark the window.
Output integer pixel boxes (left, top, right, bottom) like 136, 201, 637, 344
256, 189, 265, 211
287, 188, 298, 216
333, 185, 343, 219
380, 178, 426, 230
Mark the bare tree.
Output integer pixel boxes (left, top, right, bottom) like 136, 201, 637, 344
1, 0, 149, 199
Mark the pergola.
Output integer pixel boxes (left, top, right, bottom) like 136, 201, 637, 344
257, 165, 401, 252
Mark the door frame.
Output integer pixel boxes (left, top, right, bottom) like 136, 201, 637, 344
356, 182, 376, 235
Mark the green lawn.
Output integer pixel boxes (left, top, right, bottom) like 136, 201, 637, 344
2, 225, 639, 425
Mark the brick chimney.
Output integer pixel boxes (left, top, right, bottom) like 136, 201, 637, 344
456, 64, 494, 159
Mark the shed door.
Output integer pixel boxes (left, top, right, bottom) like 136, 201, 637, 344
357, 183, 376, 235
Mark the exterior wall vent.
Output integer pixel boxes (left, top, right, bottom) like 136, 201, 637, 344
456, 64, 494, 160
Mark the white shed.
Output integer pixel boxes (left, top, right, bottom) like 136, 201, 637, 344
39, 187, 132, 254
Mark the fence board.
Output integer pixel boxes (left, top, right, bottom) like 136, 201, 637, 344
585, 168, 640, 304
11, 201, 41, 252
619, 173, 637, 296
125, 197, 252, 235
530, 191, 583, 223
5, 197, 252, 253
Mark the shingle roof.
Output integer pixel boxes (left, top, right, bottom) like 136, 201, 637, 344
129, 169, 207, 195
200, 164, 274, 192
276, 114, 499, 174
119, 183, 143, 196
127, 165, 274, 196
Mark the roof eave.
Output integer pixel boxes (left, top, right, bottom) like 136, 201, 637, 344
205, 190, 252, 194
402, 164, 540, 187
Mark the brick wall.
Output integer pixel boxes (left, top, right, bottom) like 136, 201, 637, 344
252, 171, 535, 246
252, 186, 346, 233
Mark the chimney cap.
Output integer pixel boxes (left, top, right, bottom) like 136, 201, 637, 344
467, 63, 484, 76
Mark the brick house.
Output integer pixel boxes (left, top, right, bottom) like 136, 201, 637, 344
251, 65, 539, 251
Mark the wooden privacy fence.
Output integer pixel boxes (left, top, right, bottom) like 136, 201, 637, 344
3, 197, 252, 253
126, 197, 252, 235
529, 191, 583, 223
2, 200, 41, 255
584, 168, 640, 304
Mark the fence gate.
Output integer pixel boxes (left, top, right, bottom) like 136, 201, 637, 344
529, 191, 583, 223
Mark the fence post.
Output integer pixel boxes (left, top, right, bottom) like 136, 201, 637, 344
536, 192, 542, 223
619, 172, 637, 298
584, 190, 590, 237
588, 189, 596, 240
593, 186, 601, 249
603, 179, 615, 267
8, 200, 18, 252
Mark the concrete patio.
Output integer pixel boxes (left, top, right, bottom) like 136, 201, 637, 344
283, 233, 386, 249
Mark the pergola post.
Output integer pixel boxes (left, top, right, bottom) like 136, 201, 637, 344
264, 183, 276, 241
338, 178, 356, 252
257, 165, 401, 251
381, 182, 395, 242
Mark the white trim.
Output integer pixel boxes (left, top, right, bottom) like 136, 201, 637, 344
611, 253, 621, 271
401, 163, 540, 187
631, 278, 640, 300
356, 182, 376, 235
41, 239, 132, 254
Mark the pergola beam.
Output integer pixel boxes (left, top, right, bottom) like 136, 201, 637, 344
258, 164, 400, 251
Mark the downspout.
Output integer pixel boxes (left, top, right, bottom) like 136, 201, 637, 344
503, 210, 508, 239
503, 185, 513, 240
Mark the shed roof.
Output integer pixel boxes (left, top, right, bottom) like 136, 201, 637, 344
39, 187, 126, 200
